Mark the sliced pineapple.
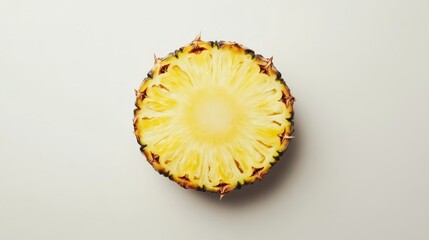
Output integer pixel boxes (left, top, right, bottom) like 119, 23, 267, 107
134, 36, 294, 197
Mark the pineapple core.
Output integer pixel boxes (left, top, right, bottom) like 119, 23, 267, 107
183, 88, 243, 144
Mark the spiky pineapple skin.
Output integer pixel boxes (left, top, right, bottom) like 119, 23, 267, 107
134, 39, 295, 196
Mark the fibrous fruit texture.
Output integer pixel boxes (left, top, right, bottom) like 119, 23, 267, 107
134, 35, 294, 198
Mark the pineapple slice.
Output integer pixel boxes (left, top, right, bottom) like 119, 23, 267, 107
134, 36, 294, 197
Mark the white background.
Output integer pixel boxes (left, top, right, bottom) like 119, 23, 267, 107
1, 0, 429, 239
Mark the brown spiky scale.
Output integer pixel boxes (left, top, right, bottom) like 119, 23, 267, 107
134, 36, 295, 198
153, 53, 160, 64
193, 32, 202, 42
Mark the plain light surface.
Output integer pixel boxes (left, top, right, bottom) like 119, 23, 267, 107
1, 0, 429, 239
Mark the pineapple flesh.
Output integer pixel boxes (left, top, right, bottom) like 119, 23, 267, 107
134, 36, 294, 197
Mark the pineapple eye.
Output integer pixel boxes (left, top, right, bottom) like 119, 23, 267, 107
159, 64, 170, 74
134, 35, 295, 198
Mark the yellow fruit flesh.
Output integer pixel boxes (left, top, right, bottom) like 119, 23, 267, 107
134, 40, 294, 195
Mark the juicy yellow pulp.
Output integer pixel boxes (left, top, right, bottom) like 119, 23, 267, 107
134, 41, 293, 193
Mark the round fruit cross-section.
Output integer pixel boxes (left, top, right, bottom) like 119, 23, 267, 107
134, 36, 294, 197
